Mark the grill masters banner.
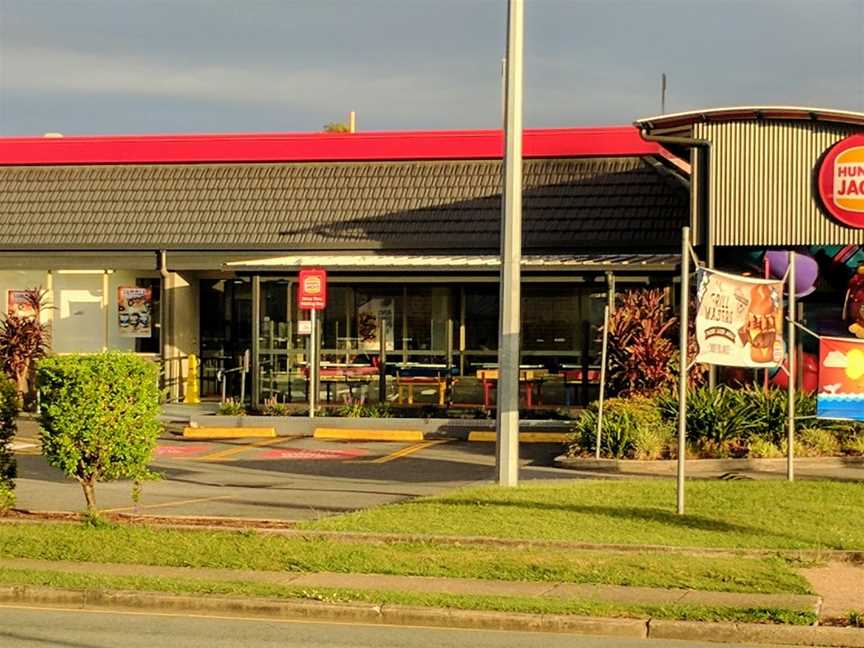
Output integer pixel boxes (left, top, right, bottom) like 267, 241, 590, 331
695, 268, 784, 368
817, 336, 864, 421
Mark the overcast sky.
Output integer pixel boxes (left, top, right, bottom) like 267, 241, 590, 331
0, 0, 862, 136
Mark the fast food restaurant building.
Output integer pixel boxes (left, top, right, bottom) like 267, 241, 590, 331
0, 106, 861, 407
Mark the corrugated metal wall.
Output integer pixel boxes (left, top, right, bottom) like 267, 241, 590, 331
695, 120, 864, 245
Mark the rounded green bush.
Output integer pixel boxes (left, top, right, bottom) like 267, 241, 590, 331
37, 352, 161, 514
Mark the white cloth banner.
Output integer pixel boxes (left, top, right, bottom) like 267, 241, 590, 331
695, 268, 784, 368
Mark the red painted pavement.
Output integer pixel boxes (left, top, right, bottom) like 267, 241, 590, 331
256, 447, 369, 461
154, 444, 211, 458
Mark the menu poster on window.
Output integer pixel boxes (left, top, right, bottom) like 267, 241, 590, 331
357, 297, 395, 351
695, 268, 785, 368
117, 286, 152, 338
7, 290, 38, 320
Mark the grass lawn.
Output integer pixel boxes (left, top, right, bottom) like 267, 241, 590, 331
303, 479, 864, 550
0, 521, 810, 594
0, 567, 817, 626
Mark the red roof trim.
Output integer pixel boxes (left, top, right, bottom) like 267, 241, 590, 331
0, 127, 663, 166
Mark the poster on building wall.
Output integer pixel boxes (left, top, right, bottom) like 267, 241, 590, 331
357, 297, 395, 351
694, 268, 784, 367
117, 286, 152, 338
817, 336, 864, 421
6, 290, 38, 320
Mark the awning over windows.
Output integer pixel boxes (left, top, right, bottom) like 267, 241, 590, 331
226, 253, 679, 273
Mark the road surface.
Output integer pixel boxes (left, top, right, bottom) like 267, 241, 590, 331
0, 604, 781, 647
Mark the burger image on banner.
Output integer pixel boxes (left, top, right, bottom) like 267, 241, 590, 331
740, 284, 780, 363
117, 286, 152, 338
695, 269, 784, 368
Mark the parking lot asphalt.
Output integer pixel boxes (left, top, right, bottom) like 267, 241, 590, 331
12, 418, 577, 521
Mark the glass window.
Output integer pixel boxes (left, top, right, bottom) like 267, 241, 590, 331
521, 285, 580, 353
465, 287, 499, 352
405, 286, 450, 353
134, 278, 161, 354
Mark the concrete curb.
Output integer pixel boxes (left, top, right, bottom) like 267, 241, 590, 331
0, 586, 861, 645
3, 513, 863, 563
649, 619, 864, 647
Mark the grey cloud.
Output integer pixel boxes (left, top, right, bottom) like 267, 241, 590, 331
0, 0, 862, 135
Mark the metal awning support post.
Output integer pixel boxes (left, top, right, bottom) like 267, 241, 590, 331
677, 226, 691, 515
787, 256, 797, 481
496, 0, 523, 487
595, 304, 610, 459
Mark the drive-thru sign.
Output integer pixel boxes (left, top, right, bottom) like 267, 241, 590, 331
298, 268, 327, 419
298, 268, 327, 310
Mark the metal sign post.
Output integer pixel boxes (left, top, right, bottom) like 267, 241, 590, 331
595, 304, 610, 459
495, 0, 524, 488
787, 256, 796, 481
309, 308, 317, 418
677, 226, 691, 515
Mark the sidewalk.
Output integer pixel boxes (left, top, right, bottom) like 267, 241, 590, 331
0, 557, 821, 613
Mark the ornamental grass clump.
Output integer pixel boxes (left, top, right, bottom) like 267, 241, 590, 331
0, 378, 19, 511
37, 353, 161, 516
568, 395, 673, 459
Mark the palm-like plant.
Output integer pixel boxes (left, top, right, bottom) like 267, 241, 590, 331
605, 289, 706, 396
0, 289, 51, 399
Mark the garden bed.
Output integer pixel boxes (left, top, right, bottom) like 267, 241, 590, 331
554, 454, 864, 474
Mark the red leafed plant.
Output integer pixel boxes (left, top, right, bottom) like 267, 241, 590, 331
0, 289, 51, 399
605, 289, 705, 397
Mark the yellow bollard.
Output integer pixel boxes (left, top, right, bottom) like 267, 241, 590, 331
184, 354, 200, 405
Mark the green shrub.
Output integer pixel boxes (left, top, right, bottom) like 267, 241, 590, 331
658, 386, 755, 455
217, 399, 246, 416
0, 377, 18, 506
261, 397, 292, 416
37, 353, 161, 515
337, 401, 392, 418
798, 427, 841, 457
747, 437, 784, 458
842, 434, 864, 456
569, 396, 673, 459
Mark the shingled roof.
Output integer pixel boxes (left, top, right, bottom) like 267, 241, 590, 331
0, 156, 687, 252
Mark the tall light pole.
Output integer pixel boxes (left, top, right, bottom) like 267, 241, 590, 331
496, 0, 523, 487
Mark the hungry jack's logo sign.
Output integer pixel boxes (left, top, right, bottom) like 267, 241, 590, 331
817, 133, 864, 229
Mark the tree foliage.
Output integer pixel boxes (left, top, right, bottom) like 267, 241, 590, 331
0, 378, 19, 511
37, 353, 161, 515
323, 121, 350, 133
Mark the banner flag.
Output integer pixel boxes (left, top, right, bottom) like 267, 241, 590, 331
817, 336, 864, 421
695, 268, 785, 368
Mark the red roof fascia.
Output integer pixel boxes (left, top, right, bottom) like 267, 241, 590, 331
0, 126, 664, 166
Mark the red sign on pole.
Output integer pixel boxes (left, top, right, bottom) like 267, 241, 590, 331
298, 268, 327, 310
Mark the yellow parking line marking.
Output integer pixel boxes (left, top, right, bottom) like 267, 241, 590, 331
103, 494, 234, 514
369, 440, 447, 464
193, 436, 285, 462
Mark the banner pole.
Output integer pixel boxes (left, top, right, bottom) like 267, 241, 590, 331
677, 226, 690, 516
787, 254, 796, 482
309, 308, 317, 419
595, 304, 610, 459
